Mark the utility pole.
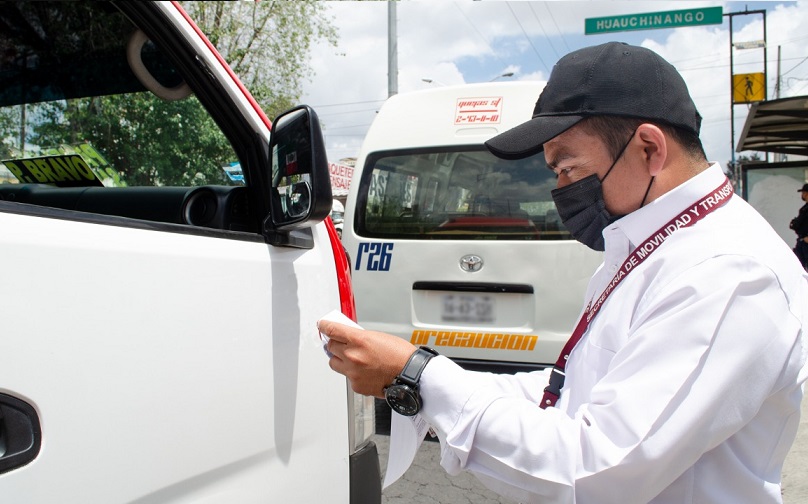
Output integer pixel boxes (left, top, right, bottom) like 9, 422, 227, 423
776, 45, 782, 100
775, 45, 784, 162
388, 2, 398, 97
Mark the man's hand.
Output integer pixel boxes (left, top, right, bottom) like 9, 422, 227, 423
318, 320, 417, 398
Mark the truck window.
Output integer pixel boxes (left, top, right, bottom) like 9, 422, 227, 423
355, 147, 570, 240
0, 2, 250, 232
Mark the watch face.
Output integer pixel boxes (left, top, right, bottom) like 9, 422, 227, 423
385, 384, 421, 416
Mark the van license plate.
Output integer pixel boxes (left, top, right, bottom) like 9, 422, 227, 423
441, 294, 495, 323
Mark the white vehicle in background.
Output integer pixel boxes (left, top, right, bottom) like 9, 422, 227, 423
0, 1, 378, 502
332, 198, 346, 238
342, 82, 603, 429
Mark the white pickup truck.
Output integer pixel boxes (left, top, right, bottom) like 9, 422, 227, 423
0, 1, 379, 502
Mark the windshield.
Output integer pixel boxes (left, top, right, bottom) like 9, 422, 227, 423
355, 147, 571, 241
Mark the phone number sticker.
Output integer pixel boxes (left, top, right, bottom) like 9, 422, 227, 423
455, 96, 503, 125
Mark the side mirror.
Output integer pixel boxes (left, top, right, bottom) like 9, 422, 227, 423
267, 105, 332, 235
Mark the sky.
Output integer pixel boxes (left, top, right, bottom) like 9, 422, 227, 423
299, 1, 808, 169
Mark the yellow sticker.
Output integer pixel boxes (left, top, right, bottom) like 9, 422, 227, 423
411, 330, 537, 351
2, 154, 103, 187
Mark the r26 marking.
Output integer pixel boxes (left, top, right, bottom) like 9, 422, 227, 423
355, 242, 394, 271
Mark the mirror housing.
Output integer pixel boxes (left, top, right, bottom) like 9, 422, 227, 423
265, 105, 332, 245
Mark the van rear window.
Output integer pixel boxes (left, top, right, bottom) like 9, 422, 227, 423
355, 147, 572, 241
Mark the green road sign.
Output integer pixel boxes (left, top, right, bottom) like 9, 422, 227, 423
586, 7, 723, 35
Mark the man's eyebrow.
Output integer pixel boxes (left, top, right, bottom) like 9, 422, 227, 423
545, 150, 571, 171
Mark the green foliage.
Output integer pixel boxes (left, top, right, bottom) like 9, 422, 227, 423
30, 95, 232, 186
181, 0, 338, 121
727, 153, 763, 175
0, 108, 18, 159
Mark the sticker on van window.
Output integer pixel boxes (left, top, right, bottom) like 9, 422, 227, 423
2, 154, 103, 187
455, 96, 503, 125
411, 330, 537, 351
355, 242, 394, 271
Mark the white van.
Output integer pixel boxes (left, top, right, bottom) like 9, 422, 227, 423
0, 2, 378, 502
343, 82, 603, 394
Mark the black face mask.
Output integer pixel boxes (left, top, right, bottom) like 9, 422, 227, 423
551, 174, 616, 251
550, 131, 641, 252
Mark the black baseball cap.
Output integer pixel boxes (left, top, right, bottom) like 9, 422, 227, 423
799, 183, 808, 192
485, 42, 702, 160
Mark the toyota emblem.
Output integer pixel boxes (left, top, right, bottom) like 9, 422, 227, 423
459, 254, 483, 272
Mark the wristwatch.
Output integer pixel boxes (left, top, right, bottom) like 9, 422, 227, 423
384, 346, 438, 416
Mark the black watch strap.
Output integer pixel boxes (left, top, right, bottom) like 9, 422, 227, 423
396, 346, 438, 387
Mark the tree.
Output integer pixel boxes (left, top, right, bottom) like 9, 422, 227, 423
182, 1, 338, 121
31, 95, 235, 186
727, 153, 762, 172
725, 153, 763, 188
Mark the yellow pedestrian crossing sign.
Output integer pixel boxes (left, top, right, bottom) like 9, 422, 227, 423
733, 72, 765, 104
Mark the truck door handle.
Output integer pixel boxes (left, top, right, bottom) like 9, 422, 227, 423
0, 393, 41, 474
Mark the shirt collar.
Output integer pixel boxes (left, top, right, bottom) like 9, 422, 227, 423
606, 163, 728, 250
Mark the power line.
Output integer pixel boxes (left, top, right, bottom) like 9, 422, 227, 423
542, 3, 571, 54
781, 55, 808, 77
316, 107, 381, 118
527, 2, 560, 60
678, 55, 808, 72
505, 1, 550, 74
452, 2, 510, 70
789, 78, 808, 95
668, 52, 728, 67
322, 123, 373, 131
309, 99, 385, 109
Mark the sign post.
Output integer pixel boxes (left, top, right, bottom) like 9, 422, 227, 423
728, 9, 768, 195
585, 7, 723, 35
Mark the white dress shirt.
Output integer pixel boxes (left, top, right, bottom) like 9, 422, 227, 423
420, 163, 808, 503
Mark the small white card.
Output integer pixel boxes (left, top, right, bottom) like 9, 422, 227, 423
317, 309, 363, 357
316, 309, 430, 489
383, 412, 430, 489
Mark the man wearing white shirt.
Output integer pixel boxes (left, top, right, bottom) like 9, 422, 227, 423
319, 42, 808, 503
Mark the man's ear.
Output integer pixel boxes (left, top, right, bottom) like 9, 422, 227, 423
635, 123, 667, 176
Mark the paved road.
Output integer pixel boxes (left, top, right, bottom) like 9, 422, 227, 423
375, 395, 808, 503
376, 436, 512, 504
783, 392, 808, 503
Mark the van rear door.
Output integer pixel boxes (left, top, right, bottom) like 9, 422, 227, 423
349, 145, 601, 371
344, 82, 602, 373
